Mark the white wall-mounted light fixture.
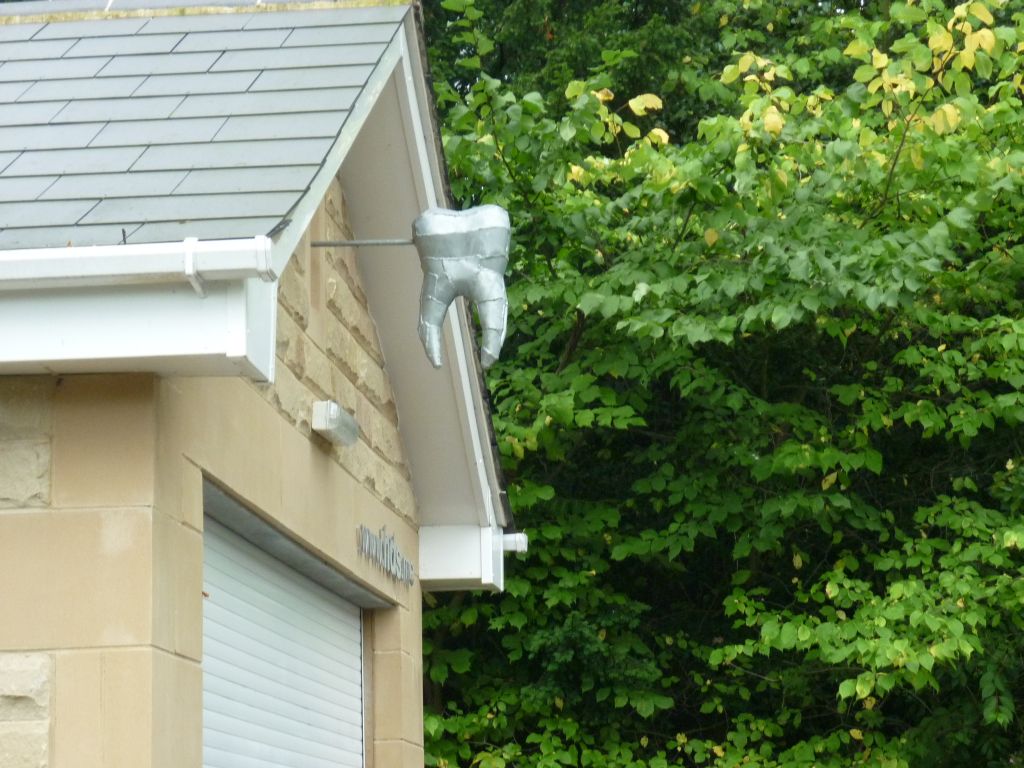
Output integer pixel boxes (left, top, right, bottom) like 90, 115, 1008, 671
312, 400, 359, 447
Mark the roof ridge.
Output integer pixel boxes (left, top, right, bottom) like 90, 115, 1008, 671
0, 0, 412, 26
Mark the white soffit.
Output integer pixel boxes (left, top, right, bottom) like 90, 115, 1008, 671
339, 24, 508, 541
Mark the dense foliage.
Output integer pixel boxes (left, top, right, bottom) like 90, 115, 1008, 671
422, 1, 1024, 765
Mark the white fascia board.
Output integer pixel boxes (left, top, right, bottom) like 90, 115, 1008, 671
0, 236, 275, 291
419, 524, 505, 592
0, 237, 278, 381
393, 19, 508, 532
0, 276, 277, 381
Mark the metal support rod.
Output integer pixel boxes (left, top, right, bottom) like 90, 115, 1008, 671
310, 238, 414, 247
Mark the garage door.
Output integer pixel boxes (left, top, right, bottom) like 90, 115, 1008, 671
203, 518, 364, 768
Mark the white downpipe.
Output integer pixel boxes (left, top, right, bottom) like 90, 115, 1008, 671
0, 235, 276, 293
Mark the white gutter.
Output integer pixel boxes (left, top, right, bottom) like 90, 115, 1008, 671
0, 235, 276, 294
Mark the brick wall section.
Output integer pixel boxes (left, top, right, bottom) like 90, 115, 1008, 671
0, 378, 54, 509
0, 654, 51, 768
251, 175, 417, 521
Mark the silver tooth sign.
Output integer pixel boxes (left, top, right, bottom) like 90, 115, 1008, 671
412, 205, 510, 369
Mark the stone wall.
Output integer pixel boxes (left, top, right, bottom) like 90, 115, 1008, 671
0, 380, 54, 766
0, 654, 51, 768
0, 378, 54, 510
253, 174, 417, 522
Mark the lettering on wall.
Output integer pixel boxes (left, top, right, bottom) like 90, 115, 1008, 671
357, 525, 415, 586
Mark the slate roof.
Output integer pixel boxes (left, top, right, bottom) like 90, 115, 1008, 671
0, 1, 411, 249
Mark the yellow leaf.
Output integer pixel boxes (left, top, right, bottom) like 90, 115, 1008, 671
594, 88, 615, 103
931, 103, 961, 134
712, 745, 725, 758
844, 39, 870, 59
648, 128, 670, 145
976, 28, 996, 53
872, 49, 890, 69
792, 552, 803, 569
910, 145, 924, 170
568, 164, 585, 183
970, 1, 994, 25
850, 728, 864, 741
928, 28, 954, 53
721, 64, 740, 84
764, 106, 784, 136
627, 93, 663, 116
555, 696, 564, 710
1007, 458, 1015, 471
719, 13, 729, 27
738, 52, 756, 73
822, 471, 839, 491
704, 228, 719, 247
959, 48, 976, 69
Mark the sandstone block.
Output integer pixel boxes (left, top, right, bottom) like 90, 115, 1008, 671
326, 323, 393, 409
278, 260, 309, 329
0, 439, 50, 508
0, 720, 48, 768
326, 275, 382, 364
0, 655, 50, 722
276, 309, 307, 382
0, 378, 55, 441
272, 366, 314, 436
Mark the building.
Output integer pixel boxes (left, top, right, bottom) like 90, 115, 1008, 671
0, 1, 517, 766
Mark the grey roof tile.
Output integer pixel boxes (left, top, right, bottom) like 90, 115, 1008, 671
52, 95, 184, 122
210, 43, 384, 72
0, 24, 44, 42
39, 170, 187, 199
0, 224, 141, 249
283, 23, 398, 47
0, 56, 111, 83
98, 50, 220, 77
133, 70, 259, 97
0, 82, 32, 102
0, 152, 19, 174
18, 75, 145, 102
80, 191, 299, 224
5, 146, 145, 176
175, 28, 290, 52
35, 18, 149, 39
0, 198, 99, 227
172, 88, 357, 118
173, 165, 315, 195
130, 217, 281, 243
0, 3, 412, 249
131, 138, 332, 171
0, 38, 77, 61
0, 176, 58, 203
0, 122, 104, 151
137, 14, 254, 34
90, 117, 227, 147
0, 0, 103, 18
65, 32, 185, 57
248, 66, 371, 91
0, 100, 67, 127
214, 111, 346, 142
242, 7, 409, 30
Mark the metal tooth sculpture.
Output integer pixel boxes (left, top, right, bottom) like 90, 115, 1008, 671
412, 205, 510, 369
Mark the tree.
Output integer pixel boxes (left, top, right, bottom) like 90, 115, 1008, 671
423, 1, 1024, 766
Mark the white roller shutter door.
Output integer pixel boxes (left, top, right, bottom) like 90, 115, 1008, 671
203, 519, 364, 768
